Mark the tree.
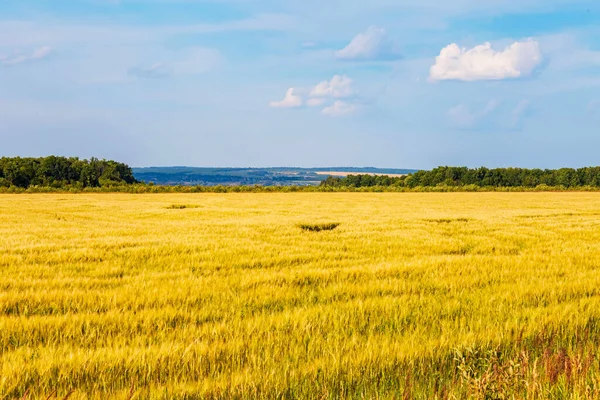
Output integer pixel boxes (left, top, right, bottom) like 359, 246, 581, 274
0, 156, 138, 189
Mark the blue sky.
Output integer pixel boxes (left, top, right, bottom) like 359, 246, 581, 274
1, 0, 599, 168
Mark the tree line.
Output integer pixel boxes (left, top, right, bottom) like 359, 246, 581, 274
4, 158, 600, 191
320, 166, 600, 188
0, 156, 137, 188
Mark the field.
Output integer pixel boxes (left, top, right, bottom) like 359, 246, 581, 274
2, 193, 600, 399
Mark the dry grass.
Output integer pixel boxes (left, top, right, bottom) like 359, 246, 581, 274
1, 193, 600, 399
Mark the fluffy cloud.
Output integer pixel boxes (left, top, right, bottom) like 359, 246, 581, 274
322, 101, 357, 117
271, 75, 359, 116
269, 88, 303, 108
1, 46, 52, 66
310, 75, 354, 98
430, 39, 542, 81
335, 26, 400, 61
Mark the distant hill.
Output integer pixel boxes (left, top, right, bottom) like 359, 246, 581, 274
132, 167, 419, 186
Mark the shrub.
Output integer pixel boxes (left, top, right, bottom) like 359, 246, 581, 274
299, 223, 340, 232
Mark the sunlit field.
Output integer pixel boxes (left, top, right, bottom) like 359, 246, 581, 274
2, 193, 600, 399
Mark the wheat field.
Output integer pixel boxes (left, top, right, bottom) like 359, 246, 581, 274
1, 193, 600, 399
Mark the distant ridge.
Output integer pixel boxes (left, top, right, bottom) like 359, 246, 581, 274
132, 167, 419, 186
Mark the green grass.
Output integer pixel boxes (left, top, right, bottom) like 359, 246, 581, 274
298, 222, 341, 232
165, 204, 202, 209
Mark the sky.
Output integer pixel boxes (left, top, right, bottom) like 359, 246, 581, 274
1, 0, 599, 169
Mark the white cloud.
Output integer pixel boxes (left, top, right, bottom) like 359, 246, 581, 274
1, 46, 52, 66
430, 39, 542, 81
322, 101, 357, 117
310, 75, 354, 98
307, 98, 326, 107
272, 75, 361, 114
269, 88, 303, 108
335, 26, 400, 61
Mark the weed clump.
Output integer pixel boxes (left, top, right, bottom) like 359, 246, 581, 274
426, 218, 471, 223
299, 222, 340, 232
166, 204, 201, 209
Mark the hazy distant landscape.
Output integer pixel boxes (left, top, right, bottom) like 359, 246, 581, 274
132, 166, 418, 186
5, 157, 600, 191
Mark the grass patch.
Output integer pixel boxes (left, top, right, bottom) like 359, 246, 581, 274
299, 222, 340, 232
166, 204, 202, 210
425, 218, 471, 223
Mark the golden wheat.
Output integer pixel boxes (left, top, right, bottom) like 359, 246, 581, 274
1, 193, 600, 399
